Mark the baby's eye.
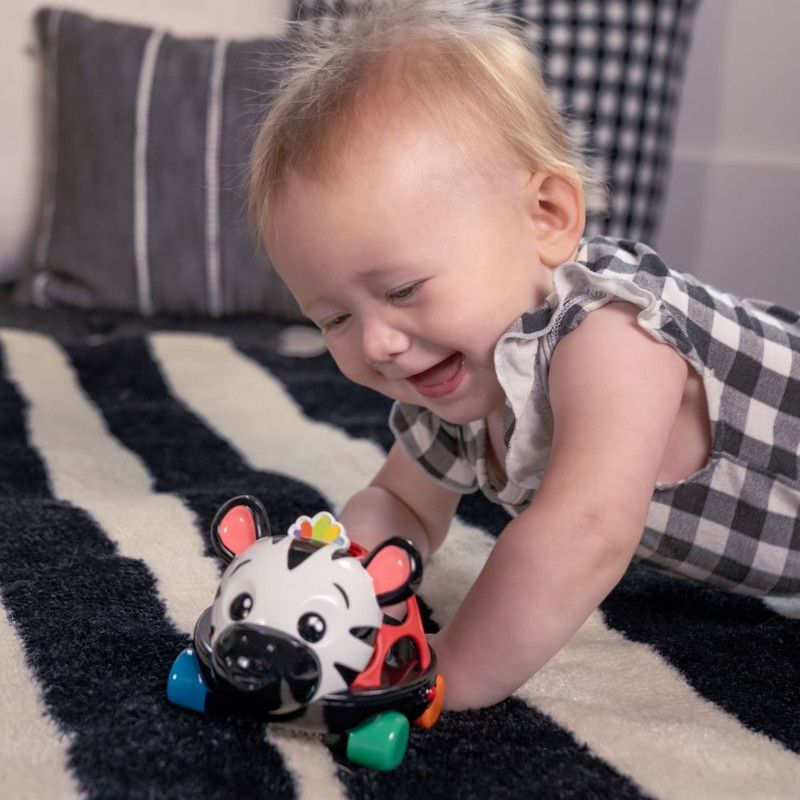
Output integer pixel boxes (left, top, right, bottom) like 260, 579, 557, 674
320, 313, 350, 332
386, 281, 423, 303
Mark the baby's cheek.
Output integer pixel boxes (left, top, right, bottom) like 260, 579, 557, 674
331, 351, 374, 388
323, 340, 351, 371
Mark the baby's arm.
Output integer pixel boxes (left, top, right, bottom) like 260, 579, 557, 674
338, 441, 462, 562
433, 303, 691, 709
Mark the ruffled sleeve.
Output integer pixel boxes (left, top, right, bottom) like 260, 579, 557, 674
494, 238, 705, 493
388, 401, 479, 493
547, 239, 697, 361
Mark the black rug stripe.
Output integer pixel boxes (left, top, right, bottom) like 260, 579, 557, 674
0, 344, 52, 498
0, 340, 295, 800
231, 339, 652, 799
601, 563, 800, 753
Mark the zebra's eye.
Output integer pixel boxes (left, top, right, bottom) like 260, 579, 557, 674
230, 593, 253, 621
297, 612, 326, 643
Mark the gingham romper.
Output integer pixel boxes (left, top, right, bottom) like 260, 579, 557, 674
390, 237, 800, 596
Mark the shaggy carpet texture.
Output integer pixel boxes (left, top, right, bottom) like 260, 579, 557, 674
1, 310, 799, 799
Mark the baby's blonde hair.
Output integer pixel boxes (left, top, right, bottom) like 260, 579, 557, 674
249, 0, 602, 241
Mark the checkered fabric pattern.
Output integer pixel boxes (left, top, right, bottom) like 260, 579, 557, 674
292, 0, 699, 244
389, 405, 484, 491
390, 237, 800, 596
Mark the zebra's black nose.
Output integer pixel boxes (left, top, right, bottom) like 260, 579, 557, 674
212, 624, 319, 709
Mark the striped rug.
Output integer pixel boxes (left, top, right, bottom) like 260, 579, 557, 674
1, 318, 798, 800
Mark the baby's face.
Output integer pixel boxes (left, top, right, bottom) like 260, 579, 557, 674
266, 118, 555, 425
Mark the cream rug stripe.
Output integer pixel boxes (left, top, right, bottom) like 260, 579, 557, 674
0, 599, 82, 800
0, 329, 217, 635
520, 613, 800, 800
268, 729, 350, 800
152, 331, 800, 799
149, 332, 387, 512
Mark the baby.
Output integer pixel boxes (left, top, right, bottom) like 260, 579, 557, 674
249, 0, 800, 710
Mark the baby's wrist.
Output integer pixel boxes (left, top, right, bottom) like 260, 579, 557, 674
428, 629, 474, 711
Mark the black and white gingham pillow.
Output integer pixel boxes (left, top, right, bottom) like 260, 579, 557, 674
293, 0, 699, 244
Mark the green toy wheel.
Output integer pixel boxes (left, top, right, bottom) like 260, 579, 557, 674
345, 711, 410, 771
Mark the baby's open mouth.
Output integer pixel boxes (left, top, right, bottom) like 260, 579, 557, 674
407, 352, 465, 398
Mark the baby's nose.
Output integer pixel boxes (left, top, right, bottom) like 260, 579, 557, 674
361, 318, 410, 364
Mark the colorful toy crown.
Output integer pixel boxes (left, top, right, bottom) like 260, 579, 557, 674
288, 511, 350, 552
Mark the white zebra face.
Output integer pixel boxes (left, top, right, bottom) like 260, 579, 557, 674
209, 535, 382, 712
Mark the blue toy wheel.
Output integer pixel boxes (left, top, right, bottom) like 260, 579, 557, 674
167, 647, 209, 713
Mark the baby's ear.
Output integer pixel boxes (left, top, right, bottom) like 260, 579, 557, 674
526, 170, 585, 267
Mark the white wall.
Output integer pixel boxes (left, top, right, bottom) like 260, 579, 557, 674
655, 0, 800, 307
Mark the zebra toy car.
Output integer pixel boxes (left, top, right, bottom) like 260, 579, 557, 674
166, 495, 445, 771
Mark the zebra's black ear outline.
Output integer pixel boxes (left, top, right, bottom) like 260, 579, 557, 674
210, 495, 272, 563
362, 537, 423, 606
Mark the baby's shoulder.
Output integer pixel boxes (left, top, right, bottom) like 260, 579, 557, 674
549, 301, 688, 398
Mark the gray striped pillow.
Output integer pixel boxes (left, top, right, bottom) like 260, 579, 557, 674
16, 8, 302, 319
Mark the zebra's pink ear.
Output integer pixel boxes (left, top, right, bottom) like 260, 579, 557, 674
210, 496, 271, 562
363, 537, 422, 606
